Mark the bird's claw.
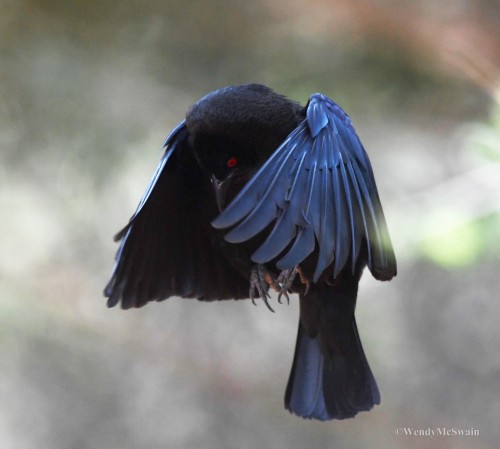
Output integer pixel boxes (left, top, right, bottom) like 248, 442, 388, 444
249, 264, 279, 313
250, 265, 311, 311
276, 269, 295, 304
276, 266, 310, 303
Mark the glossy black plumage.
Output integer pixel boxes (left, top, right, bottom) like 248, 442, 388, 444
105, 84, 396, 420
104, 121, 250, 308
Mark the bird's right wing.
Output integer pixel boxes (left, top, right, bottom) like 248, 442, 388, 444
104, 121, 250, 309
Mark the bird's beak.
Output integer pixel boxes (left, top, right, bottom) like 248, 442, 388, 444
211, 174, 233, 212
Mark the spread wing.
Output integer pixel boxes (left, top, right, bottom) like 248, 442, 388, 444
212, 94, 396, 282
105, 121, 250, 309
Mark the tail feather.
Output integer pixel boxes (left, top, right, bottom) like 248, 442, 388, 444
285, 323, 330, 420
285, 287, 380, 420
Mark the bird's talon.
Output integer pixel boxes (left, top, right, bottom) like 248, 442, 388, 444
262, 296, 275, 313
277, 289, 290, 305
276, 265, 310, 298
249, 264, 276, 312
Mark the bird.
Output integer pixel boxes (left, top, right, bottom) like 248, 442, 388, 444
104, 83, 397, 420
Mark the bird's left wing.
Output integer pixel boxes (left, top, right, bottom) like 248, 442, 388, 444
105, 121, 250, 308
212, 94, 396, 282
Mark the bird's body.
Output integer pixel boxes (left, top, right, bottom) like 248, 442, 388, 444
105, 84, 396, 420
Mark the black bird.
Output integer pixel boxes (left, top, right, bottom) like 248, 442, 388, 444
105, 84, 396, 420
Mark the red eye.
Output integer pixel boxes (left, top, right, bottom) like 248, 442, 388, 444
227, 157, 238, 168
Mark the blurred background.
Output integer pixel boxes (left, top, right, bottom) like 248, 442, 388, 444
1, 0, 499, 448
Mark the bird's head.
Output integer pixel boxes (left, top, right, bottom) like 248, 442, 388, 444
186, 84, 301, 210
189, 131, 258, 211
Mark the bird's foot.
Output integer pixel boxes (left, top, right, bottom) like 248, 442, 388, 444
276, 266, 310, 303
250, 265, 311, 311
249, 264, 280, 312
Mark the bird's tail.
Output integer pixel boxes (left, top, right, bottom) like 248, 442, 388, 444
284, 286, 380, 420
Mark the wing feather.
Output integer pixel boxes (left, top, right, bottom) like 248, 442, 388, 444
212, 94, 396, 282
332, 155, 351, 279
350, 162, 383, 256
337, 149, 360, 274
105, 122, 250, 308
314, 163, 335, 281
